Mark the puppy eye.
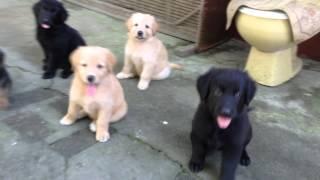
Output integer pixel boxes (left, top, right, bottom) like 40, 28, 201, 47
81, 64, 87, 67
145, 25, 149, 28
214, 88, 222, 96
97, 64, 104, 69
134, 23, 138, 26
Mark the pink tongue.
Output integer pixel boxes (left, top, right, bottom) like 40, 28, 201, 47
41, 24, 50, 29
217, 116, 232, 129
86, 85, 97, 96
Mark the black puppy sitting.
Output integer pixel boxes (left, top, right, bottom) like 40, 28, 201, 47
189, 68, 256, 180
0, 50, 12, 109
33, 0, 86, 79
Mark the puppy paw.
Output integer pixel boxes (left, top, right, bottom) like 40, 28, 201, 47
188, 160, 204, 173
240, 155, 251, 166
137, 80, 149, 90
89, 122, 96, 132
116, 72, 135, 79
0, 98, 9, 109
96, 130, 110, 142
42, 71, 55, 79
59, 116, 75, 125
60, 70, 72, 79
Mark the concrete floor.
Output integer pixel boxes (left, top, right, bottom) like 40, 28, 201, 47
1, 0, 320, 180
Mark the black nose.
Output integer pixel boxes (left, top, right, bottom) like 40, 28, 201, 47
137, 31, 143, 36
221, 108, 232, 117
87, 75, 95, 83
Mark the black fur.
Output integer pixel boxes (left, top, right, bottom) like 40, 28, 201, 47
0, 50, 12, 89
33, 0, 86, 79
189, 68, 256, 180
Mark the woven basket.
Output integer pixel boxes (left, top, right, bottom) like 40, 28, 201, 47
65, 0, 202, 42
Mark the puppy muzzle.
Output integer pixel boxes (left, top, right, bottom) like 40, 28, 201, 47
136, 31, 145, 40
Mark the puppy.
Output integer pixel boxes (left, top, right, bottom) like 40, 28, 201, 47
0, 50, 12, 109
60, 46, 127, 142
33, 0, 86, 79
117, 13, 181, 90
189, 68, 256, 180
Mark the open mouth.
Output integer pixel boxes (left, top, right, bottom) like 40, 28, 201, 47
41, 24, 51, 29
86, 83, 97, 96
217, 116, 232, 129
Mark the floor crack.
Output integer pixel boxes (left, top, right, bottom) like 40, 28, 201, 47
117, 131, 201, 180
6, 65, 42, 75
43, 86, 68, 97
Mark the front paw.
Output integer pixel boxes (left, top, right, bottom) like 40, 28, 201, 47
137, 80, 149, 90
59, 116, 75, 125
89, 122, 96, 132
42, 71, 55, 79
60, 70, 72, 79
189, 160, 204, 173
116, 72, 135, 79
240, 155, 251, 166
0, 98, 9, 109
96, 130, 110, 142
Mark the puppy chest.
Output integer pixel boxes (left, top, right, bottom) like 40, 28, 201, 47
82, 100, 99, 117
129, 54, 144, 74
207, 132, 225, 149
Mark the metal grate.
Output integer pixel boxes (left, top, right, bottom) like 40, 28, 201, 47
65, 0, 202, 41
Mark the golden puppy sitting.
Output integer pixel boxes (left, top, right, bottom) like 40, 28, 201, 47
117, 13, 181, 90
60, 46, 128, 142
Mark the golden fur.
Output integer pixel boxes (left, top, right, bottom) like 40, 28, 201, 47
117, 13, 179, 90
60, 46, 128, 142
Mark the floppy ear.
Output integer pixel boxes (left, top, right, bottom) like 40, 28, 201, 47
56, 3, 68, 24
126, 16, 132, 31
104, 49, 117, 72
151, 16, 159, 36
32, 1, 41, 18
69, 47, 82, 70
244, 73, 256, 105
197, 68, 217, 101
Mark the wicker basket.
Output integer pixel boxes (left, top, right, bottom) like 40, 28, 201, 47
64, 0, 230, 55
65, 0, 202, 42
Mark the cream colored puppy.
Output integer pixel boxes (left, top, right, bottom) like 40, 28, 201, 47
117, 13, 180, 90
60, 46, 128, 142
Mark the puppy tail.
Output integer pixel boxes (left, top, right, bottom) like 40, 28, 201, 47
170, 63, 183, 70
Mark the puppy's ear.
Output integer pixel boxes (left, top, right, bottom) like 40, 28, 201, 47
70, 47, 83, 70
151, 16, 159, 36
104, 49, 117, 72
56, 3, 68, 24
197, 68, 216, 101
32, 1, 41, 18
126, 16, 133, 31
244, 73, 256, 105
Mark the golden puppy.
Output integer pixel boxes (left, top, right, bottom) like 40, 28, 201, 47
117, 13, 181, 90
60, 46, 128, 142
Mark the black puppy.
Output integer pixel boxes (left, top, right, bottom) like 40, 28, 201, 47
33, 0, 86, 79
0, 50, 12, 109
189, 68, 256, 180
